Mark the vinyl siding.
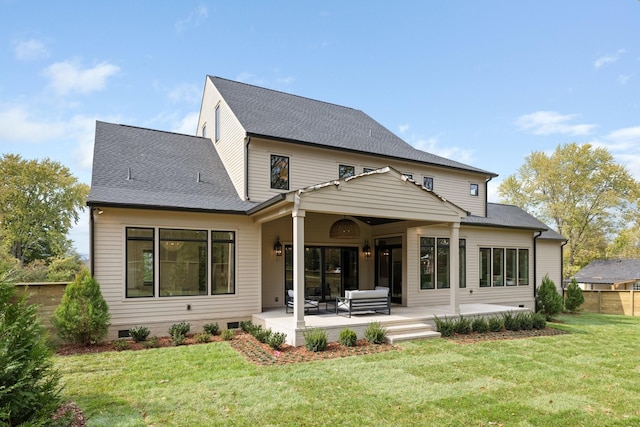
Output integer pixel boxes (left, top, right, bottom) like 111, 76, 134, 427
93, 207, 260, 339
248, 138, 487, 216
198, 78, 247, 200
536, 240, 563, 293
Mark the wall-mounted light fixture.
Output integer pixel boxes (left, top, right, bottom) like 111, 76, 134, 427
362, 240, 372, 258
274, 237, 283, 257
92, 207, 104, 215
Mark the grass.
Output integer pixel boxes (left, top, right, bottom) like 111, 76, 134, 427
55, 313, 640, 426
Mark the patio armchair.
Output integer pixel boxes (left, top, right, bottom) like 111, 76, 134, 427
285, 289, 320, 314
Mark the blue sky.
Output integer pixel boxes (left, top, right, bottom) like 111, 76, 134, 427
1, 1, 639, 256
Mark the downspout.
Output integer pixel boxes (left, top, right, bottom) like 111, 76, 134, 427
244, 136, 251, 201
560, 240, 568, 299
89, 207, 95, 275
533, 230, 542, 308
484, 176, 493, 216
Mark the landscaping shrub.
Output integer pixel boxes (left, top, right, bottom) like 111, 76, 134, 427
268, 332, 287, 350
239, 320, 253, 333
339, 328, 358, 347
221, 329, 235, 340
253, 326, 273, 344
564, 278, 585, 313
487, 316, 504, 332
303, 327, 328, 352
144, 336, 160, 348
114, 338, 130, 351
453, 316, 472, 334
532, 313, 547, 330
0, 281, 61, 426
195, 333, 211, 343
536, 274, 563, 320
203, 322, 220, 335
129, 325, 150, 343
434, 316, 455, 337
472, 317, 489, 333
502, 312, 520, 331
518, 312, 534, 331
364, 322, 387, 344
51, 269, 111, 345
169, 322, 191, 346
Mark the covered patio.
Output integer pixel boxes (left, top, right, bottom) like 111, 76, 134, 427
253, 303, 528, 346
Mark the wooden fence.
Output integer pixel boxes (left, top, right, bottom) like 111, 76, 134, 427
580, 290, 639, 317
15, 282, 68, 328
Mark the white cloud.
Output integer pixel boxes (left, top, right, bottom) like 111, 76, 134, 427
173, 111, 199, 135
398, 124, 410, 134
409, 135, 475, 165
13, 39, 49, 60
167, 83, 201, 104
0, 106, 66, 142
515, 111, 596, 136
607, 126, 640, 143
594, 49, 625, 69
175, 5, 208, 33
618, 74, 633, 85
43, 60, 120, 95
589, 126, 640, 181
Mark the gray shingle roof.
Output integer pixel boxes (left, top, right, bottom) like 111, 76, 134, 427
574, 259, 640, 284
88, 121, 256, 212
462, 203, 564, 236
210, 76, 496, 177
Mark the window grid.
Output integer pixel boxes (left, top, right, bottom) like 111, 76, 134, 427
480, 247, 529, 287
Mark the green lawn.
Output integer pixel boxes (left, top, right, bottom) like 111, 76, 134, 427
56, 313, 640, 426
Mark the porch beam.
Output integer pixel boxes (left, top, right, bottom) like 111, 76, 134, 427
292, 208, 306, 329
449, 222, 460, 314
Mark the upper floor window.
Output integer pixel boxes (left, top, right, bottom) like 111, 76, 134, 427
214, 105, 220, 142
363, 167, 375, 173
423, 176, 434, 191
270, 155, 289, 190
339, 164, 355, 179
202, 124, 207, 138
470, 183, 479, 196
403, 173, 413, 179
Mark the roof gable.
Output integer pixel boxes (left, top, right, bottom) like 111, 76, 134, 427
209, 76, 496, 177
88, 121, 255, 212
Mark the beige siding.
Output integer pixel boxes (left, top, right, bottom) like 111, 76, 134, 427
248, 138, 487, 215
197, 78, 247, 200
407, 225, 537, 310
536, 240, 563, 293
93, 207, 260, 339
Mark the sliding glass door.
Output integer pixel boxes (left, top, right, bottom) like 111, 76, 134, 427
285, 245, 358, 302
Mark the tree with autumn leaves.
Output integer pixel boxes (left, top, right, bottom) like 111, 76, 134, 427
499, 143, 640, 278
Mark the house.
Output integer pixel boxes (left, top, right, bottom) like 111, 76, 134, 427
573, 259, 640, 290
88, 75, 566, 344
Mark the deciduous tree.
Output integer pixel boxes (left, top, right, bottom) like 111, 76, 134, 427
0, 154, 89, 266
499, 143, 640, 277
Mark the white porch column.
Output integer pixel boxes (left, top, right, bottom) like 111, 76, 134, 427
449, 222, 460, 314
292, 208, 306, 329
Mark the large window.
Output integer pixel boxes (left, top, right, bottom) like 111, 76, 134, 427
270, 155, 289, 190
159, 229, 207, 297
126, 227, 236, 298
338, 164, 355, 179
480, 247, 529, 287
126, 228, 154, 298
420, 237, 466, 289
212, 231, 235, 294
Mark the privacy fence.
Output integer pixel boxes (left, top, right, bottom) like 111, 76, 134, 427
580, 290, 640, 317
16, 282, 68, 328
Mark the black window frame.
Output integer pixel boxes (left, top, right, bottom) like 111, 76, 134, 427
270, 154, 290, 190
125, 227, 155, 298
423, 176, 434, 191
470, 183, 479, 196
338, 164, 356, 179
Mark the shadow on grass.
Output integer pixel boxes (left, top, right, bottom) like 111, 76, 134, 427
556, 312, 640, 327
69, 394, 146, 427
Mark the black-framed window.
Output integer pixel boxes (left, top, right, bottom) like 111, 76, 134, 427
480, 247, 529, 287
403, 173, 413, 179
214, 105, 220, 142
211, 231, 235, 294
363, 167, 375, 173
159, 229, 207, 297
270, 155, 289, 190
126, 227, 154, 298
202, 124, 207, 138
338, 164, 355, 179
420, 237, 466, 289
423, 176, 434, 191
470, 183, 479, 196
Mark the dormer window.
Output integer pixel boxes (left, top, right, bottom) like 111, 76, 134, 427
423, 176, 434, 191
339, 164, 355, 179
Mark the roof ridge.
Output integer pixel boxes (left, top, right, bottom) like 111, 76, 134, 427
97, 120, 205, 139
208, 75, 363, 114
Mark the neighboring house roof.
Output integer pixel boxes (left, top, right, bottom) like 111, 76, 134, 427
573, 259, 640, 285
88, 121, 256, 213
209, 76, 497, 177
462, 203, 558, 232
